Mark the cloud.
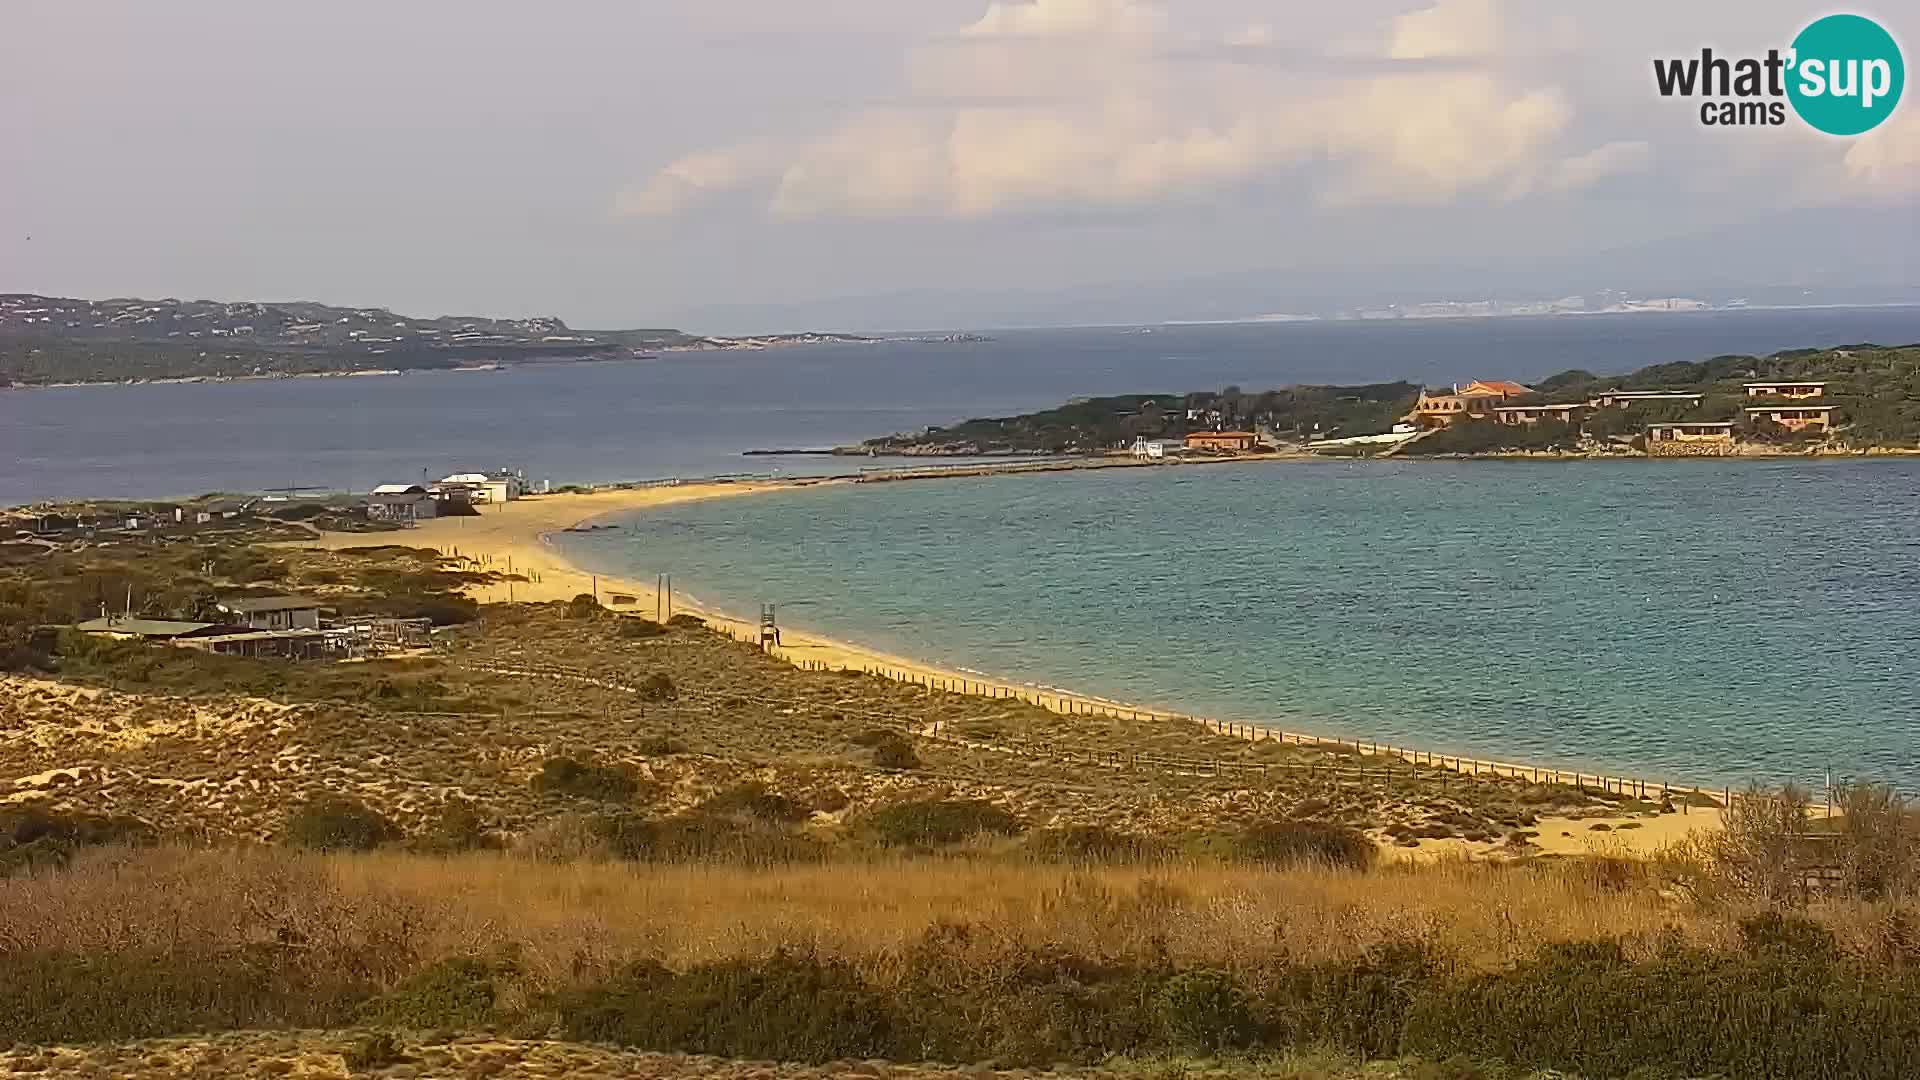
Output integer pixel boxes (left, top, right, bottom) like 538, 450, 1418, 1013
1842, 111, 1920, 194
959, 0, 1165, 38
615, 144, 781, 217
616, 0, 1671, 221
1546, 140, 1654, 193
1387, 0, 1501, 60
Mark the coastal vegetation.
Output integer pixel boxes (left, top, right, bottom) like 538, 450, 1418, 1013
3, 524, 1917, 1078
2, 846, 1919, 1078
863, 343, 1920, 455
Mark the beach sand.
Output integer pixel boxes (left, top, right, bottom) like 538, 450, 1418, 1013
297, 484, 1721, 856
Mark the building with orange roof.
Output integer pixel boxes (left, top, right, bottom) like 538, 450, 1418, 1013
1405, 379, 1534, 429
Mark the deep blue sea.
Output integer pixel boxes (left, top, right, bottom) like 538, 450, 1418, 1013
559, 460, 1920, 793
6, 308, 1920, 503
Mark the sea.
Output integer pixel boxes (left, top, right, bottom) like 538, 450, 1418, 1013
7, 307, 1920, 503
8, 307, 1920, 789
558, 460, 1920, 793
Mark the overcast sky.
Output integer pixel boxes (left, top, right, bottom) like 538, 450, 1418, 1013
3, 1, 1915, 331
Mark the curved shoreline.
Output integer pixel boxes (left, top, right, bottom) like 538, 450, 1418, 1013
300, 483, 1726, 852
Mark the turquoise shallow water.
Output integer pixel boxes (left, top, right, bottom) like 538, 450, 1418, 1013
557, 460, 1920, 791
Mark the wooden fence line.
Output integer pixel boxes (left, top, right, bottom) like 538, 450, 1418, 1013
697, 625, 1741, 808
451, 658, 1720, 802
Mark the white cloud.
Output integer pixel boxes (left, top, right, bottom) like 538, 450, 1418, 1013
1547, 140, 1654, 193
960, 0, 1164, 38
615, 144, 781, 217
1387, 0, 1501, 60
614, 0, 1755, 221
1842, 110, 1920, 194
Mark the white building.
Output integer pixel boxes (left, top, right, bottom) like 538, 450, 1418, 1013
1130, 436, 1184, 460
438, 471, 523, 504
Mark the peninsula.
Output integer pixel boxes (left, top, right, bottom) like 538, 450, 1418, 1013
860, 342, 1920, 457
0, 293, 875, 386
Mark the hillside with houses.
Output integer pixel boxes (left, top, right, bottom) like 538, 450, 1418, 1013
861, 343, 1920, 458
0, 294, 871, 386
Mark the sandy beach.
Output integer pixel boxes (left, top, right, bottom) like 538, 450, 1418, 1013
298, 483, 1721, 855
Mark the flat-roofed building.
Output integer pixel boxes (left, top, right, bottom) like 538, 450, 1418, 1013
1645, 421, 1737, 457
215, 595, 327, 630
1745, 404, 1838, 433
1494, 403, 1585, 425
1589, 390, 1705, 408
1744, 381, 1827, 400
1184, 431, 1259, 452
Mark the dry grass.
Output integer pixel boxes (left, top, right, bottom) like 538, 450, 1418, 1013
0, 845, 1734, 986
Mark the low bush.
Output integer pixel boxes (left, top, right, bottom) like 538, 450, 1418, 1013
1, 807, 152, 875
1156, 968, 1253, 1051
566, 594, 603, 619
586, 811, 826, 864
869, 732, 922, 770
700, 781, 811, 824
1401, 939, 1920, 1079
283, 796, 399, 851
355, 956, 503, 1029
413, 801, 494, 853
1022, 825, 1164, 863
532, 756, 640, 803
858, 799, 1023, 847
1231, 820, 1376, 870
557, 950, 893, 1063
342, 1031, 408, 1070
638, 673, 676, 702
616, 617, 669, 639
0, 948, 364, 1045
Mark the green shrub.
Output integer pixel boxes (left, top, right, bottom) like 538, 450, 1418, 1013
586, 812, 825, 864
355, 957, 502, 1029
1156, 968, 1253, 1051
701, 782, 810, 824
666, 614, 705, 629
1232, 820, 1376, 870
557, 950, 893, 1063
1400, 939, 1920, 1079
0, 948, 364, 1045
869, 732, 921, 771
532, 757, 640, 802
1022, 825, 1163, 863
858, 799, 1023, 847
617, 617, 669, 639
1256, 939, 1438, 1059
1, 807, 152, 875
892, 927, 1159, 1064
413, 801, 493, 853
638, 673, 676, 702
283, 796, 398, 851
342, 1031, 408, 1070
566, 594, 603, 619
1737, 910, 1839, 962
637, 734, 689, 755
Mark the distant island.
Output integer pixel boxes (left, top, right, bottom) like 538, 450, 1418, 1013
0, 294, 878, 386
859, 343, 1920, 458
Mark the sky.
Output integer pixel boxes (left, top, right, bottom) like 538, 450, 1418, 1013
3, 0, 1916, 331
